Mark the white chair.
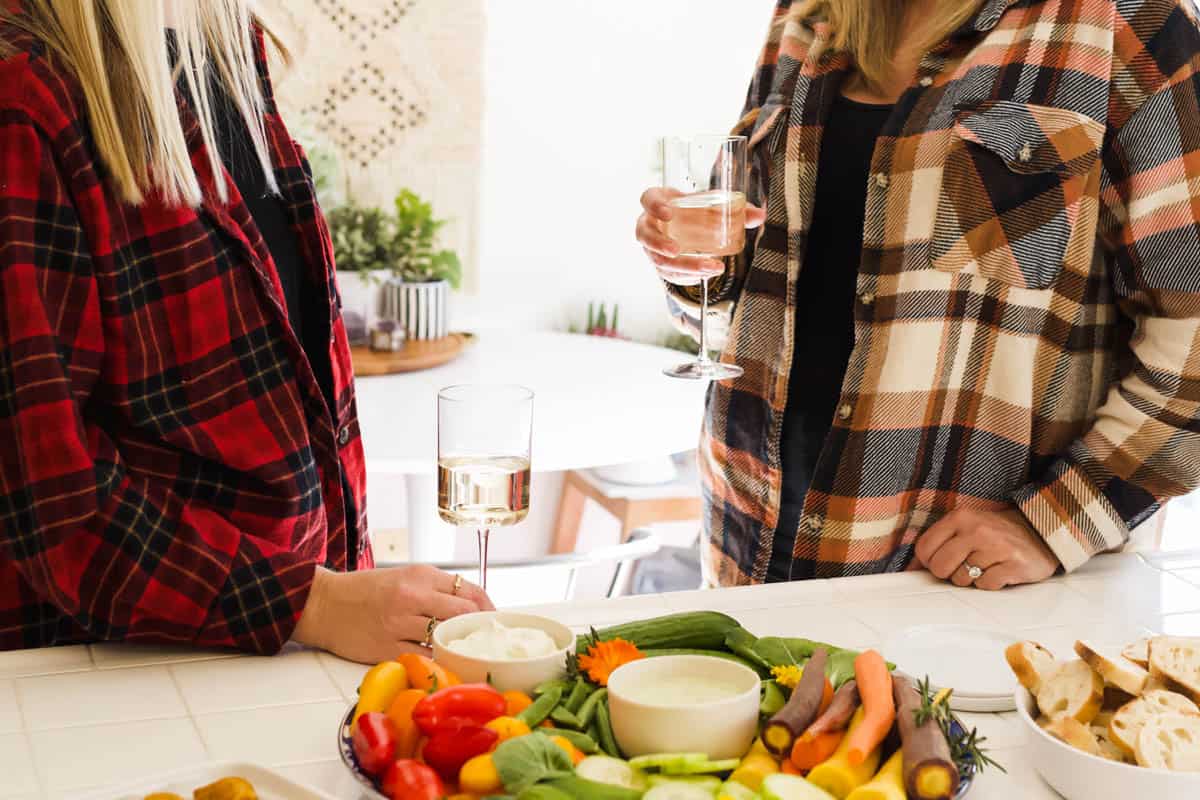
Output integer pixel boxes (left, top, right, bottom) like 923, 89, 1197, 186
378, 529, 662, 604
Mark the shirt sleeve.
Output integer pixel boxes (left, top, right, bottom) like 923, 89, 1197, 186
0, 109, 317, 653
663, 0, 795, 338
1013, 3, 1200, 570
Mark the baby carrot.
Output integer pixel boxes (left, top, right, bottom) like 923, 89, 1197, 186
791, 729, 845, 772
845, 649, 895, 767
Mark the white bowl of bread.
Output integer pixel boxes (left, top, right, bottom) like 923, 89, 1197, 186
1007, 635, 1200, 800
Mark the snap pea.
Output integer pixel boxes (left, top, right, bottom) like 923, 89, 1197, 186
534, 678, 570, 697
594, 699, 620, 758
536, 726, 600, 754
576, 687, 608, 730
517, 685, 563, 727
564, 677, 594, 713
550, 705, 584, 729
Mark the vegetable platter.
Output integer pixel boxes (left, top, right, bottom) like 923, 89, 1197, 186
338, 611, 1002, 799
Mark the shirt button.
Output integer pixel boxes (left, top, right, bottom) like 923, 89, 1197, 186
1018, 143, 1034, 163
918, 76, 934, 87
873, 173, 889, 188
860, 291, 875, 306
838, 403, 853, 421
338, 426, 351, 446
804, 514, 825, 533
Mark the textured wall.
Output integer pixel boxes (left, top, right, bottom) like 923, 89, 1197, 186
259, 0, 484, 287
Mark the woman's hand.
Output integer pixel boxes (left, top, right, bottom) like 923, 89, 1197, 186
293, 565, 494, 663
637, 188, 766, 285
912, 508, 1060, 590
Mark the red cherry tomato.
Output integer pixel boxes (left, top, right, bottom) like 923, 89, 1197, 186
422, 723, 499, 782
381, 758, 444, 800
411, 683, 507, 735
351, 712, 398, 777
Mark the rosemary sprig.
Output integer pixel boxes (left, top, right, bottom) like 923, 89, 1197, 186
915, 675, 1006, 774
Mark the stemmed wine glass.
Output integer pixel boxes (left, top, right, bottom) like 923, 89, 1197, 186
660, 135, 748, 381
436, 384, 533, 591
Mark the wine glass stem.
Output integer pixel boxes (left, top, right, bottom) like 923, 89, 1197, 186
477, 528, 490, 592
697, 277, 712, 366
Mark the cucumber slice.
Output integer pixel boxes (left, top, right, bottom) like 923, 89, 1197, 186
643, 782, 721, 800
630, 753, 708, 771
646, 775, 721, 790
662, 758, 740, 776
718, 780, 761, 800
576, 756, 646, 790
759, 774, 836, 800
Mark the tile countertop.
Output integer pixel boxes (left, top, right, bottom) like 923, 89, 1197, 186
3, 551, 1199, 799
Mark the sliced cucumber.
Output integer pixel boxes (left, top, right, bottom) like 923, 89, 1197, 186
759, 774, 836, 800
629, 753, 708, 771
646, 774, 721, 790
576, 756, 646, 790
662, 758, 740, 776
718, 780, 761, 800
643, 782, 721, 800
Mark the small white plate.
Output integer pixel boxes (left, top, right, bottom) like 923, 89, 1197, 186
886, 624, 1018, 712
77, 761, 338, 800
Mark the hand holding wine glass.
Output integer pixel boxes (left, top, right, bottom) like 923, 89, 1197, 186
637, 188, 767, 285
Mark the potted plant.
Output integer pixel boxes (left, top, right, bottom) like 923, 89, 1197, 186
327, 205, 395, 345
382, 189, 463, 341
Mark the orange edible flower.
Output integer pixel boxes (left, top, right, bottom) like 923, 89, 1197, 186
577, 638, 644, 686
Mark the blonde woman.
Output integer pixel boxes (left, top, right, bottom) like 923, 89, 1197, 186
0, 1, 490, 660
638, 0, 1200, 589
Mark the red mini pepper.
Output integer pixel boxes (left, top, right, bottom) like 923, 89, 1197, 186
351, 712, 399, 777
382, 759, 445, 800
422, 723, 499, 782
411, 683, 507, 735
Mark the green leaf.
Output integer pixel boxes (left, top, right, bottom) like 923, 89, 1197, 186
493, 733, 575, 794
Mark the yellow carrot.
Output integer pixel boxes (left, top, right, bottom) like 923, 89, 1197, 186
807, 707, 884, 799
846, 750, 906, 800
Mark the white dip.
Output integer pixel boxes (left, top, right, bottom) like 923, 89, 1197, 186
447, 619, 559, 660
621, 675, 746, 706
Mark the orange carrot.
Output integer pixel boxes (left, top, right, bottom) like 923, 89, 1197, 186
790, 729, 845, 772
781, 757, 804, 776
845, 649, 895, 766
819, 677, 834, 716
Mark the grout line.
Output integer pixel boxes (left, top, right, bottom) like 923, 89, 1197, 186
11, 677, 44, 797
166, 664, 211, 761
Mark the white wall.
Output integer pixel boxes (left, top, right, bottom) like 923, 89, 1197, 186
456, 0, 776, 341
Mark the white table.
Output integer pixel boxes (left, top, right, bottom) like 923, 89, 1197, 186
353, 331, 708, 561
5, 551, 1199, 799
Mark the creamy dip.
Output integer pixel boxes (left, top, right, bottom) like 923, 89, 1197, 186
620, 675, 747, 706
447, 619, 559, 660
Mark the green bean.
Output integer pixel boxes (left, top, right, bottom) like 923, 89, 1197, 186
576, 687, 608, 730
564, 677, 593, 713
594, 699, 620, 758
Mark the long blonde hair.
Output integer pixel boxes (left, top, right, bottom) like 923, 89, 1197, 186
1, 0, 280, 208
793, 0, 983, 91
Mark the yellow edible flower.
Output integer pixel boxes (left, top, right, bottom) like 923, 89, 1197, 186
771, 664, 804, 689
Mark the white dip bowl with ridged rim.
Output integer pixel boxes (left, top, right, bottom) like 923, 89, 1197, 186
431, 610, 573, 694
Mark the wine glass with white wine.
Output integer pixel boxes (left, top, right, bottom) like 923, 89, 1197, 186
437, 384, 533, 591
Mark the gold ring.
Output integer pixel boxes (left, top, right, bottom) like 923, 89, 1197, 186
423, 616, 438, 648
452, 574, 464, 596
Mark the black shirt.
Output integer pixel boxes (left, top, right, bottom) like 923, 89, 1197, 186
768, 95, 893, 582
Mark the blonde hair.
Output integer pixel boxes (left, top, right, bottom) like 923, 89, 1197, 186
793, 0, 983, 91
1, 1, 282, 208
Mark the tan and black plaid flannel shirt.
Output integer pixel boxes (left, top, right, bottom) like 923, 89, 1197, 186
666, 0, 1200, 584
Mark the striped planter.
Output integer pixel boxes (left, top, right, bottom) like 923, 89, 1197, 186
383, 279, 449, 340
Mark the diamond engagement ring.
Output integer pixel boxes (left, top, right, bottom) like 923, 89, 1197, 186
964, 563, 984, 581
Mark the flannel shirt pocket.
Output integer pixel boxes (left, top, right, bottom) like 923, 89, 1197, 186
931, 100, 1104, 289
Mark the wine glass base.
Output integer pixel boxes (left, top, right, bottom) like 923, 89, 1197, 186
663, 360, 744, 381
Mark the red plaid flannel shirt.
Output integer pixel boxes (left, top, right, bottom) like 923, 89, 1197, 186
0, 22, 371, 653
668, 0, 1200, 584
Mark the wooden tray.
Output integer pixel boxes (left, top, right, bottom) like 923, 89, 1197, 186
351, 332, 474, 376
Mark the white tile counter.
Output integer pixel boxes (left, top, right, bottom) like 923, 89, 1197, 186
2, 551, 1198, 799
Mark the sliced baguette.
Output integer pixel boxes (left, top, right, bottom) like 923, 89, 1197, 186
1044, 716, 1103, 757
1148, 637, 1200, 705
1075, 640, 1150, 695
1109, 689, 1200, 756
1007, 640, 1058, 694
1091, 712, 1133, 763
1037, 659, 1104, 724
1134, 712, 1200, 771
1123, 638, 1152, 670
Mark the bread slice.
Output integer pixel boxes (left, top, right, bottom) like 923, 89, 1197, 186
1123, 638, 1151, 670
1134, 712, 1200, 771
1091, 712, 1133, 763
1037, 659, 1104, 724
1109, 689, 1200, 756
1007, 640, 1058, 694
1148, 637, 1200, 705
1075, 640, 1150, 695
1044, 716, 1102, 757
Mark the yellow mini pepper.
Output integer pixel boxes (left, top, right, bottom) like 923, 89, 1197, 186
353, 661, 409, 726
459, 753, 503, 794
484, 715, 532, 743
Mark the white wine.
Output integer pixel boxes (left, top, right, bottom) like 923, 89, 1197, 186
666, 190, 747, 258
437, 455, 531, 528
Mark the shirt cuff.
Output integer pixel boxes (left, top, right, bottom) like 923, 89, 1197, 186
203, 549, 319, 655
1011, 456, 1129, 572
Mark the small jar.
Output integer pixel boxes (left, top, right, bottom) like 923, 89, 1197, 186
369, 320, 406, 352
